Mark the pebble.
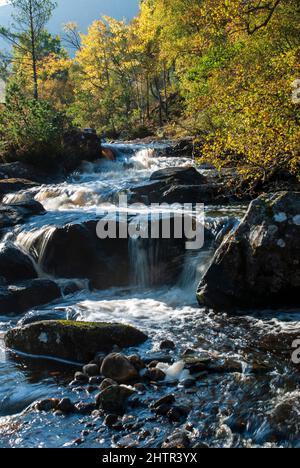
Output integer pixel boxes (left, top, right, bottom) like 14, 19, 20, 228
154, 404, 172, 416
83, 364, 99, 377
74, 372, 89, 384
152, 394, 176, 409
128, 354, 145, 371
162, 431, 190, 448
89, 376, 103, 385
75, 402, 96, 415
148, 360, 159, 368
87, 386, 98, 393
99, 378, 118, 391
160, 340, 176, 350
57, 397, 75, 414
104, 414, 119, 427
35, 399, 59, 412
145, 368, 166, 381
182, 378, 196, 389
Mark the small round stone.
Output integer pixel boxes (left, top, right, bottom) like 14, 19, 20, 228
104, 414, 119, 427
160, 340, 176, 350
74, 371, 89, 383
83, 364, 99, 377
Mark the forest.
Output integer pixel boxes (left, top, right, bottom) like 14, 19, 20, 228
0, 0, 299, 188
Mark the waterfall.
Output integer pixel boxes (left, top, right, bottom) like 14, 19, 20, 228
178, 248, 214, 296
16, 226, 56, 275
129, 237, 160, 288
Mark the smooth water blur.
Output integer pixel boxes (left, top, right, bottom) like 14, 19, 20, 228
0, 142, 300, 448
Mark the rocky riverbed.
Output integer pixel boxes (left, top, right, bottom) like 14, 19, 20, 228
0, 141, 299, 448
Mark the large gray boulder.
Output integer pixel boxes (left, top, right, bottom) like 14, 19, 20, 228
5, 320, 148, 362
197, 192, 300, 310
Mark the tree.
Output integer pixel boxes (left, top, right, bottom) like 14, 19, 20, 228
0, 0, 57, 100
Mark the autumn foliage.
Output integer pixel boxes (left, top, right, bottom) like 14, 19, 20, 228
0, 0, 299, 185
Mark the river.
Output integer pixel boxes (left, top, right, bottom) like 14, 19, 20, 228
0, 142, 299, 448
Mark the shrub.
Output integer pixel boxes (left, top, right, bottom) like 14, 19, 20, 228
0, 80, 66, 170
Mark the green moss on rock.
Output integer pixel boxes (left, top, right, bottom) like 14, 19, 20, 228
5, 320, 148, 363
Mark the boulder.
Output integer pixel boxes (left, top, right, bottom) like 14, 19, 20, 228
0, 279, 61, 315
20, 216, 187, 288
0, 200, 45, 233
0, 179, 37, 196
0, 242, 37, 283
150, 166, 205, 184
197, 192, 300, 310
100, 353, 139, 383
20, 220, 130, 289
5, 320, 148, 362
129, 167, 231, 205
0, 162, 48, 183
161, 138, 194, 158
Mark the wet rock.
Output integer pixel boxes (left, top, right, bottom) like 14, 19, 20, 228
181, 378, 196, 388
57, 398, 75, 414
89, 376, 103, 385
94, 352, 106, 367
128, 354, 145, 371
5, 321, 147, 362
167, 407, 187, 423
145, 368, 166, 382
23, 215, 188, 288
104, 414, 119, 427
0, 179, 37, 196
150, 166, 205, 185
0, 242, 37, 283
153, 404, 172, 416
100, 378, 118, 391
164, 138, 194, 158
83, 363, 99, 377
22, 220, 130, 289
129, 166, 232, 205
161, 431, 190, 449
100, 353, 139, 384
148, 360, 159, 368
197, 192, 300, 311
134, 383, 146, 392
74, 402, 96, 415
144, 353, 174, 365
151, 394, 176, 409
35, 398, 59, 412
0, 162, 49, 183
0, 279, 61, 316
160, 339, 176, 350
95, 385, 135, 413
74, 372, 89, 384
0, 200, 45, 233
182, 348, 196, 357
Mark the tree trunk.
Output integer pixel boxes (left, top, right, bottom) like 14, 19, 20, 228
29, 0, 38, 100
163, 62, 168, 119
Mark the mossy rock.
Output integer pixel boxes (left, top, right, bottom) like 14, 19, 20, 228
5, 320, 148, 363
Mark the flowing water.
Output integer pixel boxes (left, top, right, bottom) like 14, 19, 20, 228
0, 142, 300, 448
